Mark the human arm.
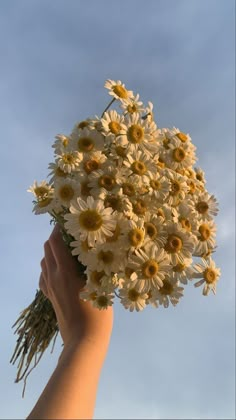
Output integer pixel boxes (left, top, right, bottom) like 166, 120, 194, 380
27, 224, 113, 420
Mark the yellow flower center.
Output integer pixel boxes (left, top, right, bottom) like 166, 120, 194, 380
171, 180, 181, 194
122, 182, 136, 196
90, 270, 105, 286
77, 120, 89, 129
104, 194, 122, 212
83, 159, 100, 174
99, 174, 116, 191
199, 224, 211, 240
34, 186, 50, 197
131, 160, 147, 175
79, 210, 103, 231
159, 279, 174, 295
165, 234, 183, 253
204, 268, 217, 284
97, 295, 109, 307
176, 132, 188, 142
150, 179, 160, 190
132, 199, 147, 216
196, 173, 204, 182
173, 263, 186, 272
144, 222, 158, 239
58, 185, 75, 201
38, 196, 53, 208
180, 218, 192, 231
62, 154, 75, 164
115, 146, 127, 157
142, 259, 159, 278
78, 136, 95, 152
97, 250, 114, 264
196, 201, 209, 214
127, 124, 144, 144
112, 84, 128, 99
128, 288, 140, 301
128, 228, 144, 246
173, 147, 186, 162
163, 137, 170, 149
127, 104, 138, 114
108, 121, 121, 135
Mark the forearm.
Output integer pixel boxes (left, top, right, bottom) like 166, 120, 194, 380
27, 333, 111, 420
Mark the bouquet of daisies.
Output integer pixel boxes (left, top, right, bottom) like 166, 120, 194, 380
11, 79, 221, 393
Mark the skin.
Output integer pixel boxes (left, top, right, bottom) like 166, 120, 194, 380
27, 224, 113, 420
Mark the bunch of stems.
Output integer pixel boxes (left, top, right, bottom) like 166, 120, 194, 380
10, 216, 86, 397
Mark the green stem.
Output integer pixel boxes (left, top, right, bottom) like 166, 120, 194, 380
101, 97, 116, 118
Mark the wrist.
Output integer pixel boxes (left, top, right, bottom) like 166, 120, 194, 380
59, 329, 112, 366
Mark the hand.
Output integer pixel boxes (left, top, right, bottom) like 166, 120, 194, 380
39, 224, 113, 349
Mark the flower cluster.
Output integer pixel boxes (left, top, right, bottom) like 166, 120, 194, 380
28, 79, 221, 311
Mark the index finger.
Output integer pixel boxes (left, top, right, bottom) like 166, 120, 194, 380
49, 224, 72, 266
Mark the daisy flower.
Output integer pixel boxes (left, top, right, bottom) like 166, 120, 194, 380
122, 149, 157, 186
104, 79, 134, 101
28, 180, 53, 199
194, 167, 206, 185
71, 127, 105, 154
70, 118, 97, 139
120, 218, 146, 251
155, 276, 184, 308
47, 162, 68, 184
155, 203, 174, 223
164, 222, 196, 265
120, 94, 145, 115
164, 137, 197, 171
100, 110, 126, 138
80, 288, 114, 309
70, 238, 93, 267
57, 151, 82, 174
193, 220, 217, 256
119, 286, 148, 312
192, 192, 219, 221
103, 190, 131, 214
81, 151, 107, 175
54, 178, 81, 209
143, 213, 168, 247
146, 170, 170, 203
117, 113, 159, 157
192, 257, 221, 295
88, 166, 121, 199
88, 241, 127, 276
128, 242, 171, 293
52, 134, 72, 156
169, 127, 192, 144
172, 201, 198, 233
165, 169, 189, 206
145, 288, 159, 308
64, 196, 117, 247
171, 258, 194, 284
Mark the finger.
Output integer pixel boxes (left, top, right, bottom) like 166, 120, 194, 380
39, 272, 49, 298
48, 224, 72, 267
40, 257, 48, 277
44, 240, 57, 272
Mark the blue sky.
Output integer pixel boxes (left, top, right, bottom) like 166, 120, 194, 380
0, 0, 235, 418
